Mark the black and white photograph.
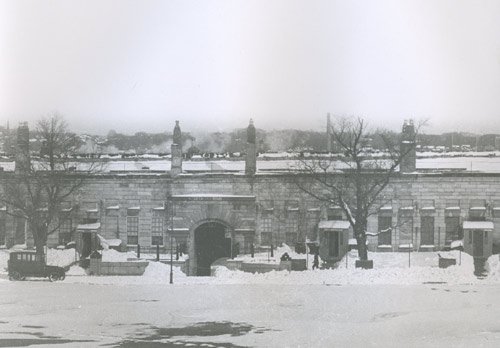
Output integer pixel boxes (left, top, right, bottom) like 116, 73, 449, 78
1, 0, 500, 347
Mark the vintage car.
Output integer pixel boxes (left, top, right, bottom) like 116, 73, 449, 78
7, 251, 66, 281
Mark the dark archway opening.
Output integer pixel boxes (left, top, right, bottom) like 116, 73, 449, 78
195, 222, 231, 276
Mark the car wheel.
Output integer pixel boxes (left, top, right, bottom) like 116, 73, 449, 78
48, 273, 59, 282
59, 273, 66, 281
9, 271, 22, 281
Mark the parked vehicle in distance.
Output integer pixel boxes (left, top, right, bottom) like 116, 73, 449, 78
7, 251, 66, 281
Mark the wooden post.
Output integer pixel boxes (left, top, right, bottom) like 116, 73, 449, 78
137, 244, 140, 259
156, 244, 160, 261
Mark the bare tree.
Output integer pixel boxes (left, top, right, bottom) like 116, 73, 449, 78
0, 114, 97, 256
294, 116, 422, 261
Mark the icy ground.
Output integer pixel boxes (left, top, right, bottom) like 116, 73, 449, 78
1, 282, 500, 347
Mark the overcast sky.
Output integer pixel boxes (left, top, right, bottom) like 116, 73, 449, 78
1, 0, 500, 135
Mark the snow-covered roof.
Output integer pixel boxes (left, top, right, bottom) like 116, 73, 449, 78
463, 221, 494, 230
106, 205, 119, 210
77, 223, 101, 230
318, 220, 351, 230
172, 194, 255, 199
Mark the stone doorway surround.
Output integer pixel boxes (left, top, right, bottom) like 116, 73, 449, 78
171, 194, 256, 276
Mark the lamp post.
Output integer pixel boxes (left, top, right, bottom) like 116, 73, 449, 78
170, 198, 174, 284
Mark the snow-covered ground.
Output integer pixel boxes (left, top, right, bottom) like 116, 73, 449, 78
2, 247, 500, 346
1, 246, 500, 286
2, 281, 500, 347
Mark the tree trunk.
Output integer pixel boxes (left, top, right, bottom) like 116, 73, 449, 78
32, 223, 47, 257
355, 221, 368, 260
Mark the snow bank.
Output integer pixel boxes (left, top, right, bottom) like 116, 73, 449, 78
485, 254, 500, 281
66, 265, 87, 276
234, 244, 316, 264
46, 248, 78, 267
101, 249, 137, 262
211, 250, 478, 285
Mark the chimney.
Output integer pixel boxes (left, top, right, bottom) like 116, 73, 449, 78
15, 122, 30, 174
245, 119, 256, 175
400, 119, 416, 173
171, 120, 182, 176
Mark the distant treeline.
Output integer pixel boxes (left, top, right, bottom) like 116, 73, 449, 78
1, 126, 499, 155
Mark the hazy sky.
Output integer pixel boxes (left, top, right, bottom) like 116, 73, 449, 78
1, 0, 500, 135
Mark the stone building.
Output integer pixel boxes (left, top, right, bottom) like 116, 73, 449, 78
1, 120, 500, 275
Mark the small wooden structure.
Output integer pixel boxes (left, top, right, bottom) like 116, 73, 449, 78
463, 221, 494, 259
318, 220, 350, 265
76, 223, 101, 259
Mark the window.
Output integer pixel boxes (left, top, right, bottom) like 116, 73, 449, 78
306, 209, 320, 241
327, 206, 342, 221
151, 211, 164, 245
493, 200, 500, 218
420, 216, 434, 245
127, 208, 140, 245
445, 216, 461, 243
58, 216, 72, 246
260, 200, 274, 214
0, 211, 6, 245
398, 212, 413, 245
469, 199, 486, 221
378, 216, 392, 246
261, 232, 272, 246
285, 210, 299, 245
260, 215, 273, 246
83, 202, 99, 223
285, 232, 297, 245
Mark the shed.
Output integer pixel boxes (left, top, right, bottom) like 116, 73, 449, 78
76, 223, 101, 259
462, 221, 493, 258
318, 220, 350, 265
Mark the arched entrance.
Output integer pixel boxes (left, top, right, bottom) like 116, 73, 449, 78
194, 221, 231, 276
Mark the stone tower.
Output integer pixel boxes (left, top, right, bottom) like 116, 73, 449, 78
245, 119, 256, 175
15, 122, 30, 174
171, 120, 182, 176
326, 113, 332, 153
400, 120, 416, 173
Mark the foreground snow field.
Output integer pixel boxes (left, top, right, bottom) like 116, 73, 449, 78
1, 282, 500, 347
2, 248, 500, 346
